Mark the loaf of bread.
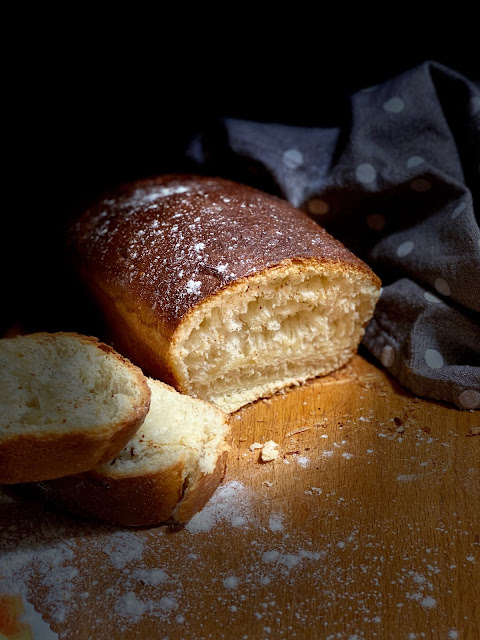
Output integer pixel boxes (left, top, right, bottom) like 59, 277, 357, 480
70, 174, 381, 412
0, 332, 151, 484
34, 378, 230, 526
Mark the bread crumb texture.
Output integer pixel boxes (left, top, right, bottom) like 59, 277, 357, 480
175, 263, 379, 411
98, 379, 230, 477
0, 333, 146, 436
260, 440, 279, 462
249, 440, 279, 462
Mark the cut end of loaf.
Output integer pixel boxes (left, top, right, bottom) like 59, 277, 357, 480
0, 333, 147, 435
97, 378, 230, 479
172, 260, 380, 412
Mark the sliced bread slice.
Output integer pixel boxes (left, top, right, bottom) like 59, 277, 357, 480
0, 332, 151, 483
35, 378, 231, 526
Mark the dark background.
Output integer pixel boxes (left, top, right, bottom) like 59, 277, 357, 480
5, 27, 479, 336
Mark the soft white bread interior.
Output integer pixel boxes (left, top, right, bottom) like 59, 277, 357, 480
172, 260, 380, 412
35, 378, 231, 526
0, 332, 151, 484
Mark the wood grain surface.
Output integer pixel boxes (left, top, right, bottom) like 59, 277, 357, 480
1, 354, 479, 640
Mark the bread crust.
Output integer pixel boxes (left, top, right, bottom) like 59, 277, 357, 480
0, 332, 151, 484
173, 448, 229, 524
71, 173, 379, 329
34, 462, 186, 527
33, 443, 229, 527
70, 175, 381, 407
31, 375, 232, 526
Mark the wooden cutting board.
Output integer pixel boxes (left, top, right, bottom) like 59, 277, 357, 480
1, 354, 479, 640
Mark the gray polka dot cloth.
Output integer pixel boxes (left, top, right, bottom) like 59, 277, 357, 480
187, 61, 480, 410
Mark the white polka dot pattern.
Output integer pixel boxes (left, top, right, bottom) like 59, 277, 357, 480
356, 163, 376, 184
380, 345, 395, 368
406, 156, 425, 168
282, 148, 303, 170
383, 97, 405, 113
459, 389, 480, 409
396, 241, 414, 258
191, 62, 480, 409
451, 202, 467, 219
434, 278, 450, 296
425, 349, 444, 369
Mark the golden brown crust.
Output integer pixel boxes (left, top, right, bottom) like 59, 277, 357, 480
32, 404, 231, 526
173, 449, 229, 524
0, 413, 149, 485
172, 409, 232, 524
69, 174, 381, 389
71, 174, 380, 331
83, 282, 182, 390
33, 450, 229, 527
0, 332, 151, 484
34, 461, 187, 527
